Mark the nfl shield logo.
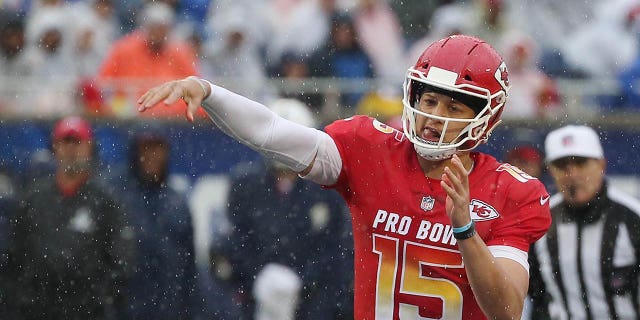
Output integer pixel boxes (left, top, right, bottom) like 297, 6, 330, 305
420, 196, 435, 211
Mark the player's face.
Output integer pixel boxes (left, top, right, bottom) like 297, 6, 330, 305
414, 92, 476, 145
549, 156, 606, 206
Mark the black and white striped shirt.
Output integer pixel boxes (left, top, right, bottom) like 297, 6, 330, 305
530, 183, 640, 320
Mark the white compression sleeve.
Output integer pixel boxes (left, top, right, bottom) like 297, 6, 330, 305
302, 132, 342, 185
201, 83, 326, 173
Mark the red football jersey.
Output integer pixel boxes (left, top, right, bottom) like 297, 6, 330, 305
324, 116, 551, 320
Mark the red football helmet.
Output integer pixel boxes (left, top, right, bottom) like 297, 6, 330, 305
402, 35, 509, 160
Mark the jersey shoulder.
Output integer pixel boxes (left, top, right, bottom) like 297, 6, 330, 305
473, 154, 551, 247
473, 153, 549, 205
325, 115, 406, 148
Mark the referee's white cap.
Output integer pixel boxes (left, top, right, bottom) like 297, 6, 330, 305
545, 125, 604, 162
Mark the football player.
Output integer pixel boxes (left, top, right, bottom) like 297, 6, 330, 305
138, 35, 551, 319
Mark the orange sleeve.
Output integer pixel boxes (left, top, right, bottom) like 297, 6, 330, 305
97, 47, 119, 79
173, 42, 199, 76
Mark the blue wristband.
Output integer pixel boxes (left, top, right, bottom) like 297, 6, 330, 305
452, 220, 474, 233
453, 220, 476, 240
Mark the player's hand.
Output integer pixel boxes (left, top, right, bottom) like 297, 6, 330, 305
137, 76, 210, 122
440, 154, 471, 227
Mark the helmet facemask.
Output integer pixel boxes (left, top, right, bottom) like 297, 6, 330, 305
402, 67, 506, 161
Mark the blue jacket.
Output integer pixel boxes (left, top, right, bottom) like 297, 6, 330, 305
104, 124, 200, 319
106, 166, 200, 319
223, 163, 354, 319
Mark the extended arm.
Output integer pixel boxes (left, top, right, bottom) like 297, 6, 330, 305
441, 155, 529, 319
137, 76, 342, 185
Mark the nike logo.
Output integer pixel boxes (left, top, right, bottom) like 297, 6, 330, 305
540, 195, 551, 205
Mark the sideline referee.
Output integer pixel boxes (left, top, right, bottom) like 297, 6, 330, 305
529, 125, 640, 319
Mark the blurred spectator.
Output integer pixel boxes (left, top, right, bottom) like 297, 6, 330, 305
262, 0, 338, 73
499, 32, 562, 120
2, 116, 136, 319
72, 0, 120, 116
21, 8, 80, 117
405, 0, 469, 67
0, 12, 31, 115
310, 14, 374, 110
97, 2, 199, 118
219, 98, 354, 319
352, 0, 405, 86
202, 5, 275, 102
24, 0, 73, 46
70, 0, 120, 78
508, 0, 596, 78
560, 0, 637, 80
466, 0, 515, 49
274, 52, 328, 117
206, 0, 269, 54
102, 123, 204, 319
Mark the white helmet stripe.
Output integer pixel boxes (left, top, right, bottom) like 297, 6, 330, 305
426, 67, 458, 86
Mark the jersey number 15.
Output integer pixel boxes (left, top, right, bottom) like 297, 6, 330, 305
373, 233, 464, 319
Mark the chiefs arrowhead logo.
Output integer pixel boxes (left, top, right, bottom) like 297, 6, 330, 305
494, 62, 509, 91
468, 199, 500, 221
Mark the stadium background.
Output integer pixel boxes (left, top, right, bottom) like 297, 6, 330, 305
4, 0, 640, 295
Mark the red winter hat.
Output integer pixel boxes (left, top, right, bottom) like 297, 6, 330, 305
52, 116, 93, 142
